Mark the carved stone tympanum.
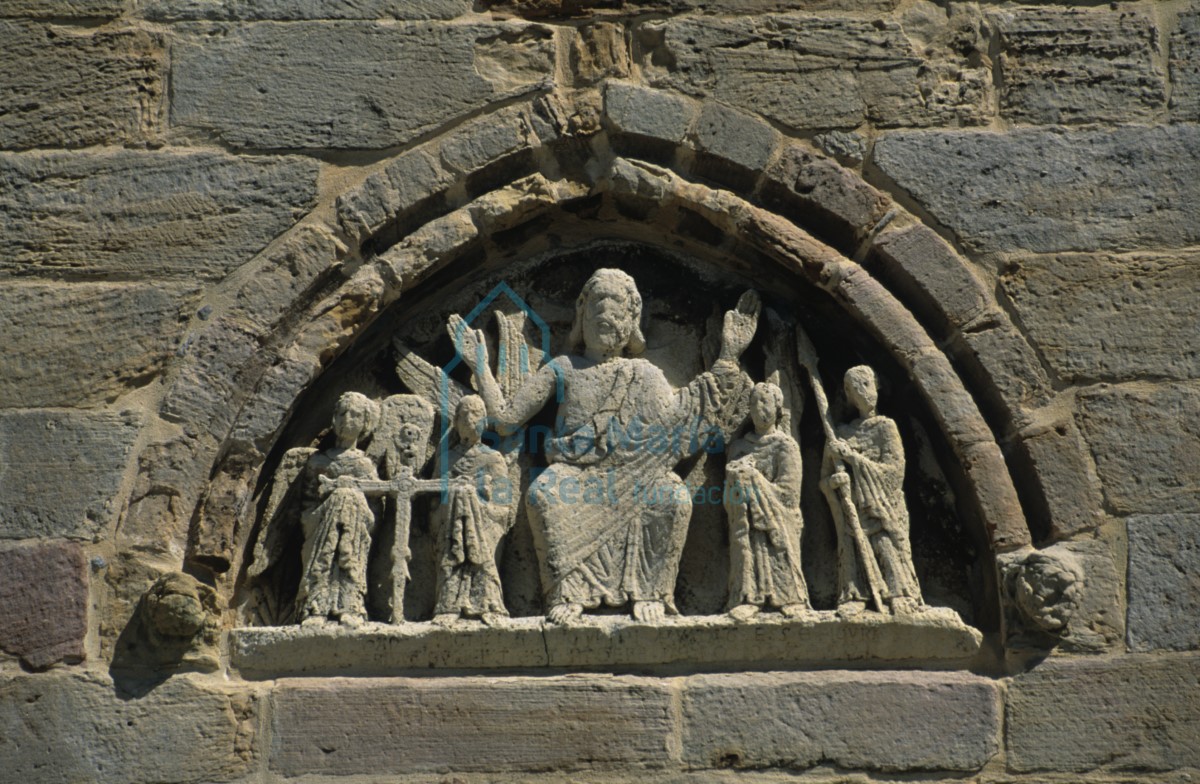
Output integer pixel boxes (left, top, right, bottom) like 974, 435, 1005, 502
237, 253, 982, 672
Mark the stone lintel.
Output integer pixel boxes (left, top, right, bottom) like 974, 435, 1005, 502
231, 610, 982, 677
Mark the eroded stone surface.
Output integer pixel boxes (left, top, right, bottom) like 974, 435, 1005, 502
0, 410, 142, 540
143, 0, 468, 20
172, 21, 555, 149
0, 150, 317, 278
1171, 9, 1200, 120
0, 0, 125, 16
643, 13, 990, 131
682, 670, 1000, 771
1007, 655, 1200, 772
1076, 382, 1200, 515
1128, 514, 1200, 651
873, 126, 1200, 254
270, 675, 675, 775
870, 224, 990, 331
0, 21, 162, 150
0, 542, 87, 669
0, 673, 256, 783
990, 6, 1165, 125
231, 613, 981, 675
0, 283, 196, 408
1002, 251, 1200, 383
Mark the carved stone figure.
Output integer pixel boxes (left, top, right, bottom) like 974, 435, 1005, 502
724, 382, 812, 621
450, 269, 758, 624
432, 395, 516, 625
819, 366, 923, 616
249, 392, 382, 627
297, 392, 382, 627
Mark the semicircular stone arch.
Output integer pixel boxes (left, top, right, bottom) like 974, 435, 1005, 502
131, 87, 1073, 655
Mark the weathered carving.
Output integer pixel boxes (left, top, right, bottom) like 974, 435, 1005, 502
239, 257, 980, 659
724, 381, 812, 621
798, 331, 925, 617
999, 540, 1120, 653
431, 396, 517, 625
450, 269, 757, 624
112, 572, 219, 674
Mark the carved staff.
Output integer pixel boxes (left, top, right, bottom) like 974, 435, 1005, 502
320, 468, 445, 622
794, 326, 889, 615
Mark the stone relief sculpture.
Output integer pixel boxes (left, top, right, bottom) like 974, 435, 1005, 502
248, 391, 440, 626
797, 330, 924, 617
241, 261, 983, 655
449, 268, 758, 624
724, 381, 812, 621
431, 395, 517, 625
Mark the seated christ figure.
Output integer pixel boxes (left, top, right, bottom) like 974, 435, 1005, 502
450, 268, 758, 624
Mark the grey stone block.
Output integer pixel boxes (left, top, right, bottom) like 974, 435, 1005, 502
172, 21, 555, 150
1171, 10, 1200, 120
694, 101, 778, 173
0, 673, 256, 783
605, 81, 696, 144
1128, 514, 1200, 651
228, 223, 341, 332
438, 106, 532, 176
337, 148, 452, 241
1077, 382, 1200, 515
682, 670, 1000, 772
143, 0, 468, 20
991, 6, 1165, 125
0, 283, 197, 408
1017, 420, 1105, 541
647, 14, 989, 131
0, 410, 141, 540
870, 224, 990, 330
0, 21, 162, 150
874, 126, 1200, 254
0, 149, 317, 278
960, 324, 1054, 416
1003, 250, 1200, 383
766, 143, 888, 238
0, 0, 125, 17
270, 676, 677, 775
0, 542, 87, 669
1007, 655, 1200, 772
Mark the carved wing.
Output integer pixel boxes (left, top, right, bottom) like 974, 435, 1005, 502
764, 308, 806, 446
393, 337, 471, 416
247, 447, 316, 578
369, 394, 437, 479
494, 310, 543, 400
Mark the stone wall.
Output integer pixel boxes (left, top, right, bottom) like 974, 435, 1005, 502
1, 0, 1198, 781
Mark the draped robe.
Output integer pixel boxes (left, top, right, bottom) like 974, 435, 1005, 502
526, 355, 750, 612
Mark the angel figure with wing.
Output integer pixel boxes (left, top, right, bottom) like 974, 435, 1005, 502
249, 391, 382, 627
248, 391, 438, 626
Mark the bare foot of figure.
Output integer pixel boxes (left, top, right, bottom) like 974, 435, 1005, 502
338, 614, 363, 629
729, 604, 760, 622
432, 613, 458, 627
632, 600, 666, 623
780, 603, 813, 620
837, 600, 867, 620
480, 612, 506, 627
547, 602, 583, 625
